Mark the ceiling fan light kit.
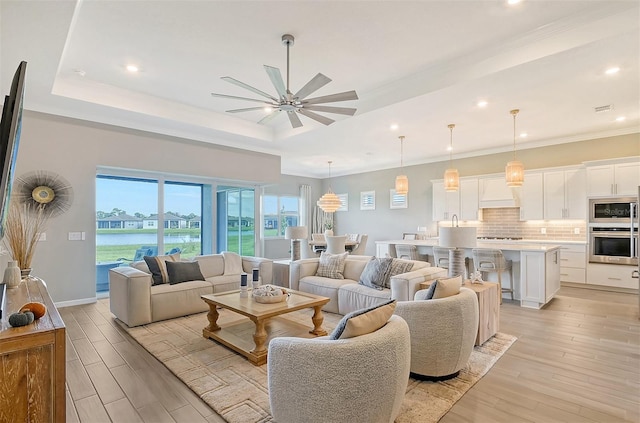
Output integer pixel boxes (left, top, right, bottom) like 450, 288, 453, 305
211, 34, 358, 129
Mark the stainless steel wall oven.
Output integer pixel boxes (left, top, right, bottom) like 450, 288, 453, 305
589, 227, 638, 265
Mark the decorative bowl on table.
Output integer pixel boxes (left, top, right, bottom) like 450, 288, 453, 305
252, 284, 289, 303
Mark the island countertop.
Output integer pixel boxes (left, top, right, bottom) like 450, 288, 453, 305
375, 239, 563, 252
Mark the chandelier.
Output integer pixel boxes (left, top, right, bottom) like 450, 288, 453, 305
317, 161, 341, 213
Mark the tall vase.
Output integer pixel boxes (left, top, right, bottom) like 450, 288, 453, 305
4, 261, 22, 289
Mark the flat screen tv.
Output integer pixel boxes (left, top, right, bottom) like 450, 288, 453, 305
0, 61, 27, 239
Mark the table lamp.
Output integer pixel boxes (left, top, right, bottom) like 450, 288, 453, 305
285, 226, 308, 261
439, 215, 477, 278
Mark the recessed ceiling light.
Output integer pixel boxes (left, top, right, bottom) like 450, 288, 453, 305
520, 132, 528, 138
605, 67, 620, 75
390, 124, 399, 131
507, 0, 521, 5
126, 64, 139, 73
477, 100, 488, 108
447, 146, 453, 152
616, 116, 626, 122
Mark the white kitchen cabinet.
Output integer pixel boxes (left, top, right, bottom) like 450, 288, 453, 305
587, 263, 637, 289
519, 172, 543, 220
586, 160, 640, 196
543, 168, 586, 219
459, 178, 479, 221
559, 244, 586, 284
520, 248, 561, 309
432, 180, 460, 221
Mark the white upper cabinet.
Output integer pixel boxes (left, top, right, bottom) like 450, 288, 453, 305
586, 160, 640, 196
432, 181, 460, 221
543, 168, 586, 219
519, 172, 543, 220
459, 178, 479, 221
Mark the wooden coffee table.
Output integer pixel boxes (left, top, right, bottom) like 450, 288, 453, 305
201, 289, 330, 365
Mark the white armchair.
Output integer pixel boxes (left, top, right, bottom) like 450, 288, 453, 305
394, 287, 479, 380
268, 315, 410, 423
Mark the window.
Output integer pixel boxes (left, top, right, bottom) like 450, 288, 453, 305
360, 191, 375, 210
337, 193, 348, 211
263, 195, 299, 237
390, 189, 408, 209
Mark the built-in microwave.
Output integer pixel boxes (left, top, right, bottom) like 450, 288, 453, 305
589, 197, 638, 224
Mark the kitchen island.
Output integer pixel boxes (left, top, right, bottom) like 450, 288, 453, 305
376, 239, 562, 309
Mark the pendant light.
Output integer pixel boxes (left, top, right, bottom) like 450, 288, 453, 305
444, 123, 459, 192
505, 109, 524, 187
395, 136, 408, 195
317, 161, 341, 213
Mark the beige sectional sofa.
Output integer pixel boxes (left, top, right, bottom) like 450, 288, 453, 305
109, 253, 272, 327
289, 255, 447, 315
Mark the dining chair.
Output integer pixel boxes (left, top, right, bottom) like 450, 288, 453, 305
326, 236, 347, 254
311, 233, 326, 252
349, 234, 368, 255
432, 246, 453, 269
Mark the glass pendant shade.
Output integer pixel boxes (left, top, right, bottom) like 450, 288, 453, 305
444, 168, 459, 191
505, 160, 524, 187
395, 175, 409, 195
317, 189, 341, 213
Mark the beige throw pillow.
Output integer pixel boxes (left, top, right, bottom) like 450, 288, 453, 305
222, 251, 244, 275
330, 300, 396, 340
432, 275, 462, 299
316, 251, 349, 279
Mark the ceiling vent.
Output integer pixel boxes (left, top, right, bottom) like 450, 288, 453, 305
594, 104, 613, 113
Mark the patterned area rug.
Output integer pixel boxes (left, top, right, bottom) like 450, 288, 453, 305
119, 308, 516, 423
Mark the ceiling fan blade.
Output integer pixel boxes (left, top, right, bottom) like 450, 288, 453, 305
211, 92, 272, 104
294, 73, 332, 101
264, 66, 287, 99
221, 76, 278, 102
298, 108, 335, 125
226, 107, 267, 113
302, 90, 359, 105
258, 110, 280, 125
287, 111, 303, 128
304, 105, 357, 116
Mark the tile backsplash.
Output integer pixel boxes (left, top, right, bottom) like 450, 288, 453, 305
441, 208, 587, 241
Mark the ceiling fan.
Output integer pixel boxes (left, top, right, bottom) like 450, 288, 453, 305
210, 34, 358, 129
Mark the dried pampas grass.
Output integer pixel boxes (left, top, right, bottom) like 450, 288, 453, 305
3, 200, 49, 269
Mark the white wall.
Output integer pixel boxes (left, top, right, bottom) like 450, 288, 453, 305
6, 111, 281, 304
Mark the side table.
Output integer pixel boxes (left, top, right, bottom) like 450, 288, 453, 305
419, 280, 500, 346
272, 259, 291, 288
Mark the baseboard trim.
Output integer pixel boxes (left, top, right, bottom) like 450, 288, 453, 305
55, 297, 97, 308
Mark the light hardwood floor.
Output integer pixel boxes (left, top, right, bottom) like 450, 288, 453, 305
62, 287, 639, 422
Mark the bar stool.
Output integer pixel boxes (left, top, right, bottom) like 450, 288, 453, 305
472, 248, 514, 302
395, 244, 419, 260
432, 246, 452, 269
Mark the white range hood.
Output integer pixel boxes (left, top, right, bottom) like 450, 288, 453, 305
478, 177, 521, 208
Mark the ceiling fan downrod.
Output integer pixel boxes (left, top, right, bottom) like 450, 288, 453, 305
282, 34, 294, 96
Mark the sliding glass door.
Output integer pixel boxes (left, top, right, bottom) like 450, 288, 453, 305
217, 187, 255, 255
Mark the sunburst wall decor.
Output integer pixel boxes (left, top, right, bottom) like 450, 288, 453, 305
13, 170, 73, 218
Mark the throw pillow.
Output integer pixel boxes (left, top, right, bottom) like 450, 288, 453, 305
358, 257, 393, 290
384, 259, 415, 288
166, 261, 205, 285
316, 251, 349, 279
222, 251, 243, 275
144, 253, 180, 286
329, 300, 396, 340
432, 275, 463, 299
414, 281, 438, 300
